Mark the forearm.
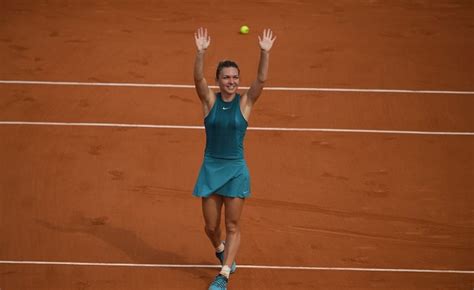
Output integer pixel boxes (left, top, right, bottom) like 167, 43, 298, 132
256, 49, 270, 83
194, 50, 206, 81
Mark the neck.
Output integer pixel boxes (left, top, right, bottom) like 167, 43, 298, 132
220, 92, 236, 102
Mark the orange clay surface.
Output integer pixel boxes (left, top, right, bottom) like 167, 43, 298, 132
0, 1, 473, 289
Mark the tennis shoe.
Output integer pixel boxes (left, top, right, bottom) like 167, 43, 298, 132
208, 274, 228, 290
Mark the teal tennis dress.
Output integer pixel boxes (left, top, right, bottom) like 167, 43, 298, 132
193, 93, 251, 198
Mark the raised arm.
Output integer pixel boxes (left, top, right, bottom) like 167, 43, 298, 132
194, 27, 215, 114
245, 29, 277, 104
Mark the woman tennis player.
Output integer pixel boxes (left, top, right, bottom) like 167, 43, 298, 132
192, 27, 276, 290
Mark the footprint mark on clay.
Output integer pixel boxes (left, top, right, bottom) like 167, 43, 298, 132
108, 170, 124, 180
321, 171, 349, 181
169, 94, 195, 104
75, 281, 90, 290
129, 71, 145, 79
342, 256, 369, 264
365, 169, 388, 176
88, 77, 102, 82
9, 44, 29, 52
310, 63, 323, 69
364, 179, 389, 197
366, 189, 389, 198
79, 99, 90, 108
22, 97, 36, 102
1, 270, 17, 276
317, 47, 336, 53
88, 145, 103, 156
312, 140, 334, 149
90, 216, 108, 226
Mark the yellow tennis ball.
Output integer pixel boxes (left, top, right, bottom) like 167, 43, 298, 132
240, 25, 249, 34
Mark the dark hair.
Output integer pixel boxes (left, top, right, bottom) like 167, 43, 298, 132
215, 60, 240, 80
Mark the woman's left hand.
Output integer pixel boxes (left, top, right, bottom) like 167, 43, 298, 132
258, 29, 276, 52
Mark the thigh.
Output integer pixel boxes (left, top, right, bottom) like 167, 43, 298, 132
202, 194, 224, 227
223, 197, 245, 226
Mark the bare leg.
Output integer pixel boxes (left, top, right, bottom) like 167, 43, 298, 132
202, 194, 224, 248
222, 197, 245, 268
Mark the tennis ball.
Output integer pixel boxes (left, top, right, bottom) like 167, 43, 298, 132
240, 25, 249, 34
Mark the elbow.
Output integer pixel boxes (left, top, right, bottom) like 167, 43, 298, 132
194, 75, 204, 83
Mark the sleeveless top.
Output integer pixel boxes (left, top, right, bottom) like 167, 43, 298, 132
204, 93, 248, 160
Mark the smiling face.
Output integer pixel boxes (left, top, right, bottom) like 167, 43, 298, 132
217, 67, 240, 96
215, 60, 240, 97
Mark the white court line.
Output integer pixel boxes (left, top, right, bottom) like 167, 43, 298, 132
1, 80, 473, 94
1, 121, 473, 136
0, 260, 472, 274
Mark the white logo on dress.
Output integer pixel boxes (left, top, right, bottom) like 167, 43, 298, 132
222, 107, 231, 110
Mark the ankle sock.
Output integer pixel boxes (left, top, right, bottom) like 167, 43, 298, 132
215, 242, 225, 253
219, 265, 231, 279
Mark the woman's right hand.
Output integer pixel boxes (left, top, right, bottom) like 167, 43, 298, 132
194, 27, 210, 52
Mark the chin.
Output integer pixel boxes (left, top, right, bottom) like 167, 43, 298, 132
226, 87, 238, 94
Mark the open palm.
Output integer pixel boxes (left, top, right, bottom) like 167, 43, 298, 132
258, 29, 276, 52
194, 27, 210, 51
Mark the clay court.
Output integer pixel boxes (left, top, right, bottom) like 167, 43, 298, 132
0, 1, 473, 289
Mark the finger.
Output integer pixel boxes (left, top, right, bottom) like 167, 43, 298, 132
267, 29, 275, 41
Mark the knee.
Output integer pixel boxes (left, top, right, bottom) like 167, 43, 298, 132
225, 220, 240, 234
204, 224, 220, 236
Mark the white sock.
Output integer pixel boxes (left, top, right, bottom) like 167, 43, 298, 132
219, 265, 231, 279
215, 242, 225, 253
